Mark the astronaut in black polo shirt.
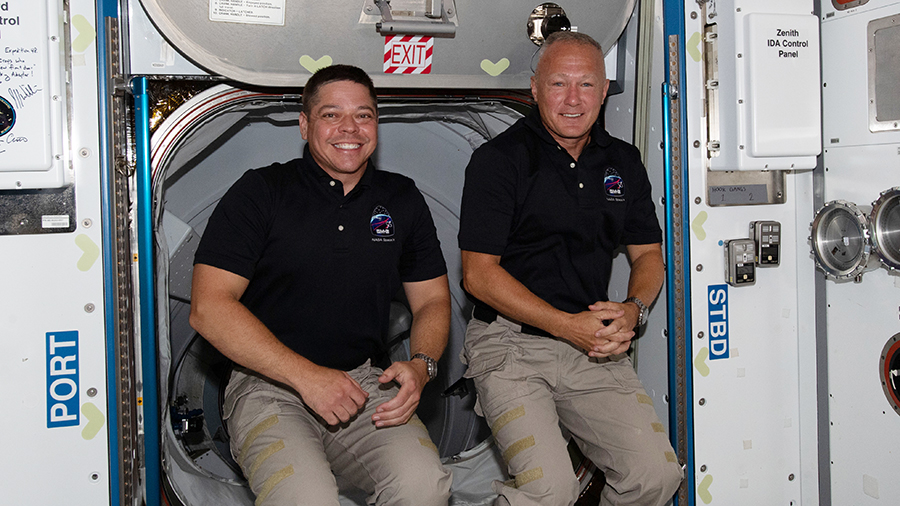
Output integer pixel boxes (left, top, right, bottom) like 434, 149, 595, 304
458, 32, 683, 506
190, 65, 452, 505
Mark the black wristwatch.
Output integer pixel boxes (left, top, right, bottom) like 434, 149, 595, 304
412, 353, 438, 381
624, 296, 648, 326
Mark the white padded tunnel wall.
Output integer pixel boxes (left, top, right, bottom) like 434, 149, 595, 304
150, 84, 526, 505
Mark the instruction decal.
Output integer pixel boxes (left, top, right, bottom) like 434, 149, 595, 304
765, 27, 810, 59
46, 331, 79, 428
708, 285, 729, 360
384, 35, 432, 74
210, 0, 285, 26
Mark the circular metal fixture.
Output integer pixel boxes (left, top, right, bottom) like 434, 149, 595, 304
527, 3, 571, 45
811, 200, 872, 280
869, 187, 900, 271
0, 96, 15, 136
880, 333, 900, 415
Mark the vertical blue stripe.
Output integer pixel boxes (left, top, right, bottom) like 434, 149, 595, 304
133, 76, 161, 506
662, 0, 695, 504
95, 0, 120, 503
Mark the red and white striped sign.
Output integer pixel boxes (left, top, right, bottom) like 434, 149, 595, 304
384, 35, 433, 74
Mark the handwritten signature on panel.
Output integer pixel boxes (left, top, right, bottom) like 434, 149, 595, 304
8, 83, 40, 109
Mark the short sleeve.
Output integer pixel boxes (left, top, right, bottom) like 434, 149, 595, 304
620, 153, 663, 245
193, 169, 274, 280
398, 183, 448, 283
458, 144, 519, 255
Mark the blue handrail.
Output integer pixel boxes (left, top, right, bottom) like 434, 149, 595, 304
133, 76, 161, 506
662, 0, 696, 503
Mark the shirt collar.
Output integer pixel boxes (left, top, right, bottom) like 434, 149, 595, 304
300, 143, 374, 192
524, 107, 613, 152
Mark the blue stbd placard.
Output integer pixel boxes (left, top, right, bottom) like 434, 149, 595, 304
708, 284, 729, 360
46, 330, 79, 428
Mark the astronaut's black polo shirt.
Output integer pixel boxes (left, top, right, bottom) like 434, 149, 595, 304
458, 108, 662, 314
194, 146, 447, 371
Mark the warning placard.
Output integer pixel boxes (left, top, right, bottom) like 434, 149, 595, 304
384, 35, 433, 74
209, 0, 285, 26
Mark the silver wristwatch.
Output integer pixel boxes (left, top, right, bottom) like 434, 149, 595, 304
412, 353, 438, 381
624, 296, 648, 326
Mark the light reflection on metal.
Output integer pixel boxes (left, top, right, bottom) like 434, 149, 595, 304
811, 200, 872, 280
869, 187, 900, 271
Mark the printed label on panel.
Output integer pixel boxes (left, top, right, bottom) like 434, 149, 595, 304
46, 330, 79, 428
384, 35, 432, 74
708, 284, 730, 360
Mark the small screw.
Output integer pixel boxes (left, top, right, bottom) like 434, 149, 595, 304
736, 7, 742, 12
737, 53, 743, 58
53, 95, 60, 101
82, 218, 92, 228
16, 181, 22, 188
693, 140, 701, 148
87, 387, 98, 397
696, 264, 703, 272
84, 303, 95, 313
788, 473, 795, 481
80, 148, 90, 158
699, 398, 706, 406
739, 145, 745, 150
695, 197, 702, 204
90, 473, 100, 482
691, 11, 698, 19
51, 35, 59, 42
777, 191, 783, 198
738, 99, 744, 104
698, 331, 705, 339
56, 154, 62, 160
700, 464, 707, 472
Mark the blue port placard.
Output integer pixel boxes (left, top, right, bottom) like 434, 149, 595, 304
46, 330, 79, 428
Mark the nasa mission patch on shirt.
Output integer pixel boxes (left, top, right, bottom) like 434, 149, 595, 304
604, 167, 626, 202
370, 205, 396, 242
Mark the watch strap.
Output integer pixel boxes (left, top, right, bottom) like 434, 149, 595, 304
411, 353, 438, 381
624, 296, 648, 326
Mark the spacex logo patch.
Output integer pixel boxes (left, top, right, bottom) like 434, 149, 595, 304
370, 205, 395, 237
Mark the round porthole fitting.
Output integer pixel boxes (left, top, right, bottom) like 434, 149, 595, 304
880, 333, 900, 416
527, 3, 571, 46
811, 200, 872, 280
870, 187, 900, 271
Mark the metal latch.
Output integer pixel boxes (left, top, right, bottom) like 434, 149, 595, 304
370, 0, 457, 36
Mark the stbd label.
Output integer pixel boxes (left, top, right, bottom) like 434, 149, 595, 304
707, 285, 729, 360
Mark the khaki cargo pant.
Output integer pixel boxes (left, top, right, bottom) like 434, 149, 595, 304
462, 316, 683, 506
223, 362, 452, 506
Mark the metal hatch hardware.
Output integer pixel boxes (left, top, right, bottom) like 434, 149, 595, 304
869, 187, 900, 271
867, 13, 900, 133
372, 0, 457, 36
880, 333, 900, 416
527, 3, 571, 45
811, 200, 873, 281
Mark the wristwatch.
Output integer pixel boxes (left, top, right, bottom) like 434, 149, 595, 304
624, 296, 648, 326
412, 353, 438, 381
